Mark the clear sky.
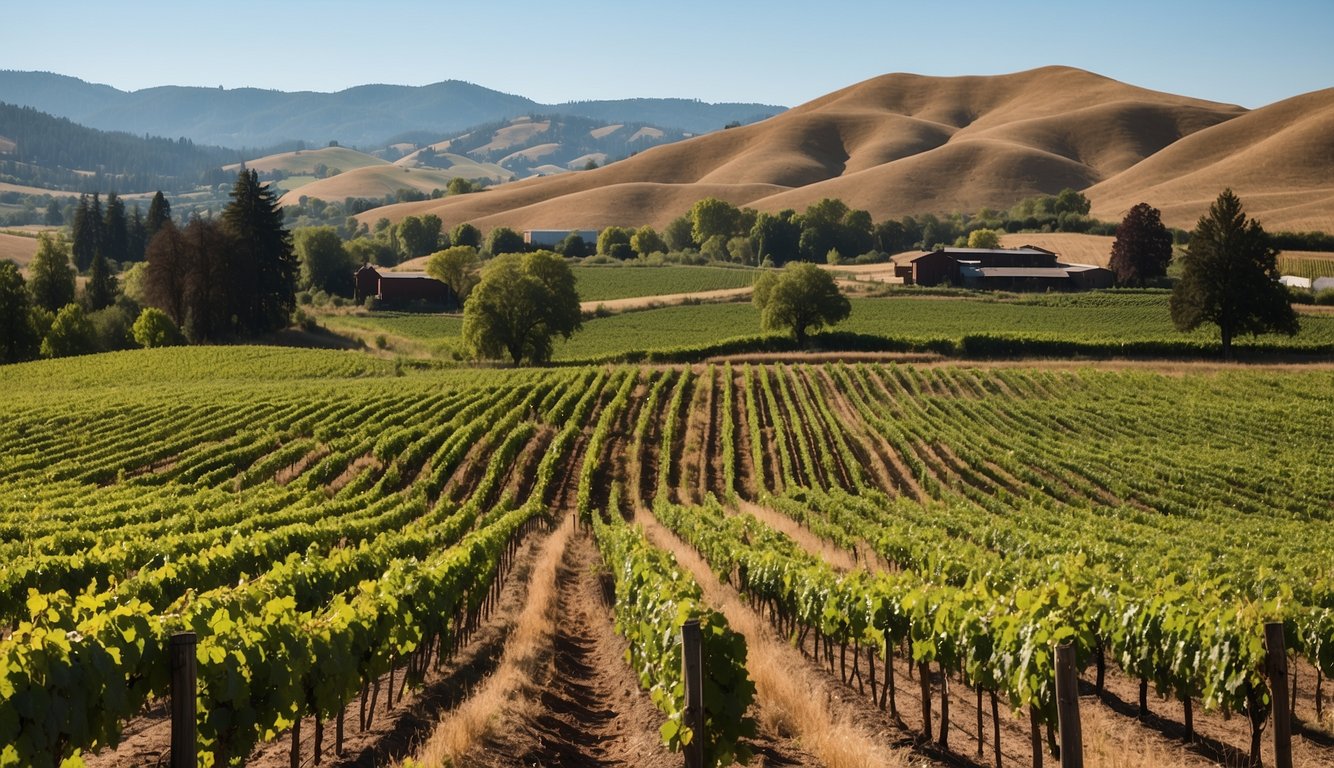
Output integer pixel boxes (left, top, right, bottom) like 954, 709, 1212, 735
4, 0, 1331, 109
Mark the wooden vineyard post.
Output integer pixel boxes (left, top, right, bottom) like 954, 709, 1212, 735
170, 632, 198, 768
1055, 642, 1083, 768
682, 618, 705, 768
1265, 622, 1293, 768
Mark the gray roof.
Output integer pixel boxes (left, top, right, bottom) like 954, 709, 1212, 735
973, 267, 1071, 279
379, 271, 434, 280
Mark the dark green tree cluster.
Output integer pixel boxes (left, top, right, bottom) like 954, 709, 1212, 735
70, 191, 151, 300
645, 197, 878, 265
142, 171, 296, 341
1109, 203, 1173, 286
2, 232, 145, 364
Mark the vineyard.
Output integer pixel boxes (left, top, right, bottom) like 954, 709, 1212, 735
1, 349, 1332, 768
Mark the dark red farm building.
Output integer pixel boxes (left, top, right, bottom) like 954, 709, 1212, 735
354, 265, 457, 308
891, 246, 1113, 290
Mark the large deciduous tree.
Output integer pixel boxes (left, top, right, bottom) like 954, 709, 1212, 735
450, 222, 482, 249
630, 226, 667, 257
28, 233, 76, 313
294, 226, 354, 296
690, 197, 741, 244
396, 214, 443, 259
752, 261, 851, 346
596, 226, 633, 259
1109, 203, 1173, 286
0, 261, 40, 364
425, 245, 480, 305
967, 228, 1001, 250
462, 251, 581, 365
484, 226, 526, 257
1170, 189, 1298, 358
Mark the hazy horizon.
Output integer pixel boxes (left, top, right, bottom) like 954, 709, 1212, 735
3, 0, 1331, 110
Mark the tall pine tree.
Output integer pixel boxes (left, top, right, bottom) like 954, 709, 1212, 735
71, 194, 96, 272
221, 170, 296, 335
102, 192, 129, 265
127, 206, 148, 263
85, 250, 118, 311
145, 191, 171, 243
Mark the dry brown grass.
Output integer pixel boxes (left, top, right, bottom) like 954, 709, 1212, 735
998, 232, 1115, 266
0, 231, 39, 269
405, 515, 574, 768
1087, 88, 1334, 232
354, 65, 1272, 232
224, 146, 386, 175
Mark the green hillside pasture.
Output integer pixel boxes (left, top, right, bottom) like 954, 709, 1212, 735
321, 312, 464, 356
312, 292, 1334, 363
573, 264, 756, 303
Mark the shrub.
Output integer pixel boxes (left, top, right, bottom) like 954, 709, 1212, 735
132, 307, 186, 348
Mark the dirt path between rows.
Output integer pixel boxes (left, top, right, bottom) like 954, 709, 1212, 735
461, 529, 677, 768
581, 287, 753, 313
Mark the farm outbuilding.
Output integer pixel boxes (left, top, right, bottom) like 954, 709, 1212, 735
354, 265, 456, 308
891, 246, 1113, 290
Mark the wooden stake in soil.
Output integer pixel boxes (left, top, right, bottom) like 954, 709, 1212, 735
1265, 622, 1293, 768
682, 618, 706, 768
1055, 642, 1083, 768
169, 632, 197, 768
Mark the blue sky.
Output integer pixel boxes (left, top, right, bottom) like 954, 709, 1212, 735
4, 0, 1331, 109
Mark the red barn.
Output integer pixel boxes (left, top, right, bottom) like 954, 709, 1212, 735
354, 265, 456, 308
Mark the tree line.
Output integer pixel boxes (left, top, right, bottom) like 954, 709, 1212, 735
0, 170, 296, 364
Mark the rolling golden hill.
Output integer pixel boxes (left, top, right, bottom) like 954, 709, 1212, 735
355, 66, 1265, 232
1085, 88, 1334, 232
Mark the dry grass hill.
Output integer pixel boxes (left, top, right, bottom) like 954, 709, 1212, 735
350, 67, 1334, 237
223, 146, 387, 176
1085, 88, 1334, 232
356, 66, 1285, 232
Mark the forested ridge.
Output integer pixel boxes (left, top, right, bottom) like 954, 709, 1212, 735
0, 102, 254, 193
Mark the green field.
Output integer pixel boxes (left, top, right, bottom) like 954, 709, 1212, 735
314, 291, 1334, 362
571, 264, 756, 303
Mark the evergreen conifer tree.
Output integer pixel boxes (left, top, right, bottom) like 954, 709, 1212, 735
71, 194, 96, 272
85, 251, 118, 311
127, 206, 148, 262
102, 192, 129, 265
221, 170, 296, 335
146, 191, 171, 242
1170, 189, 1298, 358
